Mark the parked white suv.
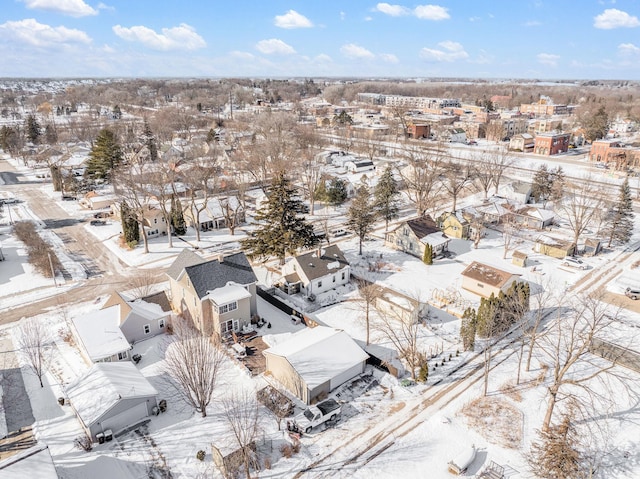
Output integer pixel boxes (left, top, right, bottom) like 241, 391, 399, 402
561, 257, 588, 270
626, 287, 640, 300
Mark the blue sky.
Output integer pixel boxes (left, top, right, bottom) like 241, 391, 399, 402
1, 0, 640, 79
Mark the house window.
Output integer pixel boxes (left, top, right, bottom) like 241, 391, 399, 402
159, 318, 165, 329
317, 281, 322, 288
477, 283, 484, 288
342, 272, 345, 280
403, 229, 409, 236
217, 301, 238, 314
154, 218, 157, 224
221, 318, 239, 333
144, 324, 150, 334
118, 351, 128, 360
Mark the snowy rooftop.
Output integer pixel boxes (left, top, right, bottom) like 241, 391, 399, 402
65, 362, 158, 427
71, 305, 130, 361
263, 326, 369, 389
204, 282, 251, 305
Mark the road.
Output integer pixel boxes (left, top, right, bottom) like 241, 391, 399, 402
0, 158, 165, 324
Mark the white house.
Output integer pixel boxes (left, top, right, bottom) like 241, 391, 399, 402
263, 326, 369, 404
72, 306, 132, 364
280, 245, 350, 298
65, 362, 158, 442
344, 159, 375, 174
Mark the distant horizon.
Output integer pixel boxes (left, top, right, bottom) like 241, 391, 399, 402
2, 1, 640, 79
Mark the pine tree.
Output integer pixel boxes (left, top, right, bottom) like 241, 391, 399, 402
327, 178, 348, 206
242, 172, 318, 264
374, 165, 401, 231
120, 201, 139, 246
347, 185, 377, 256
422, 243, 433, 265
531, 164, 551, 205
529, 411, 584, 479
86, 129, 123, 180
25, 114, 41, 144
171, 197, 187, 236
141, 120, 158, 162
548, 166, 565, 205
460, 307, 477, 351
605, 178, 634, 247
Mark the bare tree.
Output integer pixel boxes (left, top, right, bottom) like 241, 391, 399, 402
294, 125, 326, 216
398, 144, 443, 217
537, 293, 625, 431
220, 388, 262, 479
163, 320, 226, 418
558, 179, 606, 248
181, 156, 219, 242
128, 269, 158, 299
16, 317, 53, 388
352, 279, 383, 346
472, 151, 495, 201
440, 158, 474, 212
489, 146, 513, 195
525, 279, 558, 372
501, 216, 518, 259
113, 162, 153, 253
218, 195, 244, 236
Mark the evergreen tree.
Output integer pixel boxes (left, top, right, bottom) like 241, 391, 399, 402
120, 201, 139, 246
548, 166, 565, 205
85, 129, 123, 180
460, 307, 477, 351
476, 293, 499, 338
422, 243, 433, 265
531, 164, 551, 204
141, 120, 158, 162
333, 110, 353, 125
25, 114, 41, 144
327, 178, 348, 206
0, 126, 22, 153
347, 185, 377, 256
171, 197, 187, 235
529, 410, 584, 479
581, 105, 609, 142
374, 165, 401, 231
605, 177, 634, 247
242, 172, 318, 264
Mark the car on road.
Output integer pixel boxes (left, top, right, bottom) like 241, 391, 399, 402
561, 257, 588, 270
0, 198, 20, 205
90, 219, 106, 226
330, 228, 348, 238
595, 163, 609, 169
626, 287, 640, 300
61, 195, 77, 201
93, 211, 110, 219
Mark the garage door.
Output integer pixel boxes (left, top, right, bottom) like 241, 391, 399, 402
330, 363, 364, 391
101, 402, 149, 434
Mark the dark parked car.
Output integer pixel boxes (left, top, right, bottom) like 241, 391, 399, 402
61, 195, 77, 201
90, 219, 106, 226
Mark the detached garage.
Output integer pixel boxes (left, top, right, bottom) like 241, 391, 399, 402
263, 327, 368, 404
66, 362, 158, 442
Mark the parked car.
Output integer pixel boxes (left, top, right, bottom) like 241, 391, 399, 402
0, 198, 20, 205
626, 287, 640, 300
287, 399, 341, 434
93, 211, 110, 219
595, 163, 609, 169
330, 228, 348, 238
61, 195, 77, 201
561, 257, 588, 270
90, 219, 106, 226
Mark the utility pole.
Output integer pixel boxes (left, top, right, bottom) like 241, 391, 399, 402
48, 252, 58, 287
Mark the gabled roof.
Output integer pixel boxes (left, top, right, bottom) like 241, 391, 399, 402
72, 306, 130, 362
181, 252, 257, 299
401, 215, 440, 239
204, 283, 251, 305
263, 327, 368, 389
293, 245, 349, 283
66, 362, 157, 427
461, 261, 520, 288
166, 249, 206, 280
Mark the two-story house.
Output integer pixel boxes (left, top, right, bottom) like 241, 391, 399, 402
385, 216, 450, 259
166, 250, 258, 336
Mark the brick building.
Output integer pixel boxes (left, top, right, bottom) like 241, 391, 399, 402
533, 133, 571, 156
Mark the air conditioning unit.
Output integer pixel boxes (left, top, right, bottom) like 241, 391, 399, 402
152, 406, 160, 416
104, 429, 113, 442
96, 433, 105, 444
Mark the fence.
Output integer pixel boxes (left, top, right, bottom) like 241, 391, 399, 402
590, 338, 640, 373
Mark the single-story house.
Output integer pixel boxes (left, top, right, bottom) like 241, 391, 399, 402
0, 444, 57, 478
460, 261, 521, 298
72, 306, 132, 364
385, 216, 450, 259
512, 206, 555, 229
344, 159, 375, 174
280, 245, 350, 298
444, 127, 467, 143
509, 133, 534, 152
263, 327, 368, 404
502, 181, 533, 204
79, 192, 118, 210
534, 235, 576, 259
100, 292, 171, 344
182, 196, 245, 232
375, 289, 429, 324
65, 362, 158, 442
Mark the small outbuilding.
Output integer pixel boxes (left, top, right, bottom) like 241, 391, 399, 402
461, 261, 521, 298
263, 327, 368, 404
534, 235, 576, 259
65, 362, 158, 442
511, 250, 528, 267
583, 238, 602, 257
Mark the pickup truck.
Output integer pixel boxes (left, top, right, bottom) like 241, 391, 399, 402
287, 399, 341, 434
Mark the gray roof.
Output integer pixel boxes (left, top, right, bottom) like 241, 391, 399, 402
183, 252, 257, 299
166, 249, 206, 280
294, 245, 349, 282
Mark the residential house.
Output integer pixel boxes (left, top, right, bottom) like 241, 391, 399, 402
166, 250, 258, 336
407, 122, 431, 139
100, 292, 171, 344
385, 216, 450, 259
72, 306, 132, 364
263, 327, 369, 404
111, 202, 168, 238
509, 133, 535, 152
589, 139, 640, 170
65, 362, 158, 442
502, 181, 533, 204
534, 235, 576, 258
461, 261, 521, 298
280, 245, 350, 298
79, 192, 118, 210
374, 287, 429, 324
443, 127, 467, 143
533, 133, 571, 156
439, 211, 471, 239
182, 196, 245, 232
344, 159, 375, 174
511, 205, 555, 229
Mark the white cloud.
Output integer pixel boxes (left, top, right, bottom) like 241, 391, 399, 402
112, 23, 206, 51
340, 11, 346, 21
315, 53, 333, 62
274, 10, 313, 29
537, 53, 560, 66
469, 16, 481, 22
97, 2, 114, 11
364, 16, 373, 21
380, 53, 399, 63
375, 3, 410, 16
341, 43, 375, 59
230, 50, 255, 60
618, 42, 640, 55
0, 18, 91, 47
419, 41, 467, 62
102, 44, 114, 53
414, 5, 450, 21
20, 0, 97, 17
255, 38, 296, 55
594, 9, 640, 29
